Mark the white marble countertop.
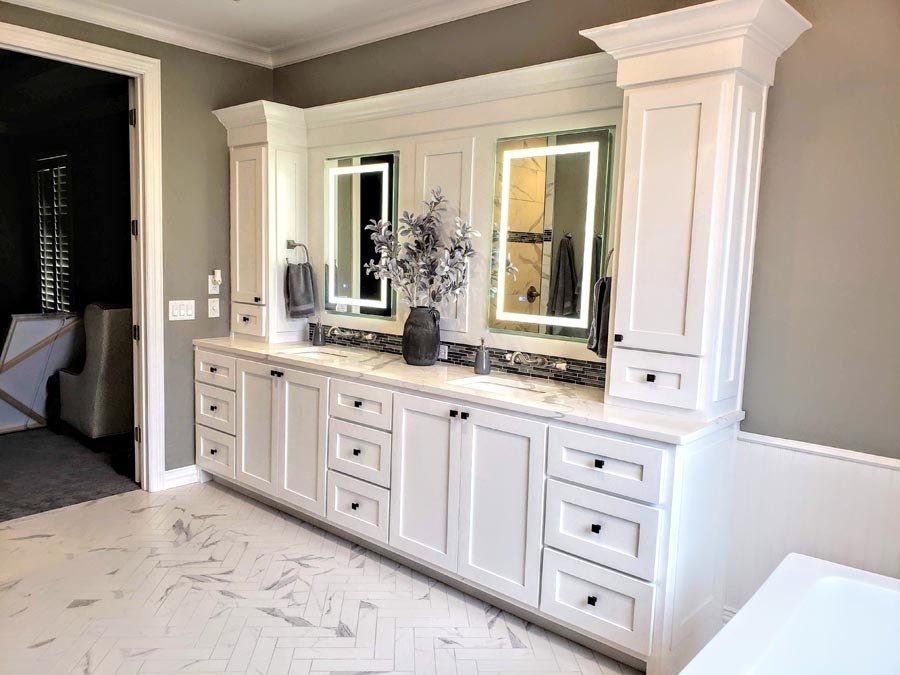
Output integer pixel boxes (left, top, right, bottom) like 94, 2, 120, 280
194, 337, 743, 446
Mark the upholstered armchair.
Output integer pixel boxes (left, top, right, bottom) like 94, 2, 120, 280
59, 304, 133, 438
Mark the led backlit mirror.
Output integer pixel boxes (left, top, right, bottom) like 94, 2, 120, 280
490, 128, 613, 340
325, 153, 398, 316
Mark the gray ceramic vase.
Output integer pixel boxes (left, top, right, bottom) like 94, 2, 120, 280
403, 307, 441, 366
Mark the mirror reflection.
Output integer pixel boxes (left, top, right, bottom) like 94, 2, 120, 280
325, 153, 398, 316
490, 128, 613, 340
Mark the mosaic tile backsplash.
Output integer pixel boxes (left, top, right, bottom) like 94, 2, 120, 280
308, 324, 606, 389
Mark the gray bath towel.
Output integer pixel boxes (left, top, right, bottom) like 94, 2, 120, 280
285, 261, 317, 318
587, 276, 612, 357
547, 235, 579, 318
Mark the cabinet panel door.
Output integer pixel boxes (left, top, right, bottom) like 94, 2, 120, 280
275, 368, 328, 516
230, 144, 266, 305
390, 393, 461, 572
613, 79, 726, 356
235, 359, 275, 493
458, 407, 546, 606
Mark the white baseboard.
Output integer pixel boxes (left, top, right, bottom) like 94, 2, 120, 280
162, 464, 201, 490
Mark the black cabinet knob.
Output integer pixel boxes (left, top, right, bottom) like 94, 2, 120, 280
587, 595, 597, 606
351, 502, 359, 510
254, 296, 261, 303
461, 412, 470, 420
270, 370, 277, 377
594, 458, 605, 469
275, 371, 283, 378
241, 316, 250, 323
450, 410, 458, 418
614, 334, 623, 343
353, 400, 362, 408
209, 366, 218, 373
646, 373, 657, 383
352, 448, 362, 456
210, 448, 218, 455
209, 404, 218, 412
591, 523, 602, 534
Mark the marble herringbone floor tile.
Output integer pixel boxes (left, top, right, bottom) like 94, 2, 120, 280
0, 482, 640, 675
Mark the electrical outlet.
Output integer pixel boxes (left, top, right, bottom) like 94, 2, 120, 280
439, 344, 448, 360
168, 300, 195, 321
208, 274, 219, 294
208, 298, 220, 318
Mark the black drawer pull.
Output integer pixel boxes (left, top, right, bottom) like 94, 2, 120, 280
352, 448, 362, 456
461, 412, 470, 420
209, 448, 218, 455
209, 366, 218, 373
614, 334, 623, 343
350, 501, 360, 510
591, 523, 602, 534
209, 404, 218, 412
274, 371, 283, 378
353, 400, 362, 408
270, 370, 277, 377
587, 595, 597, 606
450, 409, 458, 418
594, 458, 605, 469
253, 296, 261, 303
241, 316, 250, 323
646, 373, 657, 383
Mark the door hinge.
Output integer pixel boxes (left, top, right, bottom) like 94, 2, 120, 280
133, 324, 140, 341
129, 108, 137, 127
134, 426, 142, 443
131, 219, 138, 236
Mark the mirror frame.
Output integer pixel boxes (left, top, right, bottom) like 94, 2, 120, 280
326, 162, 390, 309
495, 140, 600, 328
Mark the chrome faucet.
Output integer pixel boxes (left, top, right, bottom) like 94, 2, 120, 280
328, 326, 361, 339
506, 351, 549, 368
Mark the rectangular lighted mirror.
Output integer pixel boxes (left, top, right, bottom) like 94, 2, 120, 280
490, 128, 613, 341
325, 153, 398, 316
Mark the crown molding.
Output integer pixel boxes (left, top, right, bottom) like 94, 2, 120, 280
3, 0, 528, 70
270, 0, 528, 68
214, 100, 307, 148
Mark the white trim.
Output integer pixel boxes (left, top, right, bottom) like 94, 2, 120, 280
722, 606, 737, 623
0, 21, 167, 493
3, 0, 527, 69
303, 54, 619, 133
737, 431, 900, 471
162, 464, 201, 490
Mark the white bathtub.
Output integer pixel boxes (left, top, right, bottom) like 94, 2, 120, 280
682, 553, 900, 675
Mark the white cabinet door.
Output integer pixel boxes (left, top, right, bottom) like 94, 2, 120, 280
613, 78, 726, 356
235, 359, 276, 493
274, 368, 328, 516
390, 393, 461, 572
230, 144, 266, 305
458, 407, 546, 606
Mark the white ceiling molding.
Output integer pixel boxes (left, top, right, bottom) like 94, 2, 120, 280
2, 0, 528, 69
270, 0, 529, 68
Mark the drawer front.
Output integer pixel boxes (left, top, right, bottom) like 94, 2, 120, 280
195, 383, 236, 435
194, 350, 236, 390
548, 427, 665, 503
328, 419, 392, 488
195, 424, 234, 479
231, 302, 267, 337
329, 379, 393, 430
608, 348, 701, 410
326, 470, 390, 543
545, 480, 660, 581
541, 549, 655, 656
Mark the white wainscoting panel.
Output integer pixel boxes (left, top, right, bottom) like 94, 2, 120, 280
726, 432, 900, 613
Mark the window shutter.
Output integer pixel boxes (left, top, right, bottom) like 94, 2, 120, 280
35, 155, 72, 313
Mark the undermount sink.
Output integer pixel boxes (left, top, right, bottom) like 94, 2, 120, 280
448, 375, 549, 395
279, 347, 351, 360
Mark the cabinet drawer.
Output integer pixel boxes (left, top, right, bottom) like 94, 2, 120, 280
545, 480, 660, 581
548, 427, 664, 503
608, 348, 701, 410
195, 383, 236, 435
194, 350, 236, 390
195, 424, 234, 479
326, 470, 390, 543
328, 419, 392, 488
329, 379, 393, 430
541, 549, 655, 657
231, 302, 267, 337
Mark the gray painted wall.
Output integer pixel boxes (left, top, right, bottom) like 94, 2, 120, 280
0, 2, 274, 469
273, 0, 900, 459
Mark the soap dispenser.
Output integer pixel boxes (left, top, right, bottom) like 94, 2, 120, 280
312, 319, 326, 346
474, 338, 491, 375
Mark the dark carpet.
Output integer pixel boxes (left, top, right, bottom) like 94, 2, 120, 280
0, 428, 139, 522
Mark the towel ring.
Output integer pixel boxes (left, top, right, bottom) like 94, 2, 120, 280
286, 239, 309, 264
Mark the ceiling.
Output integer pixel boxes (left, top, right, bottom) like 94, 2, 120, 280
4, 0, 528, 68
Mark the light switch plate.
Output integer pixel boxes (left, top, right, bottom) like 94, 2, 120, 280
168, 300, 195, 321
207, 275, 220, 295
208, 298, 220, 318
